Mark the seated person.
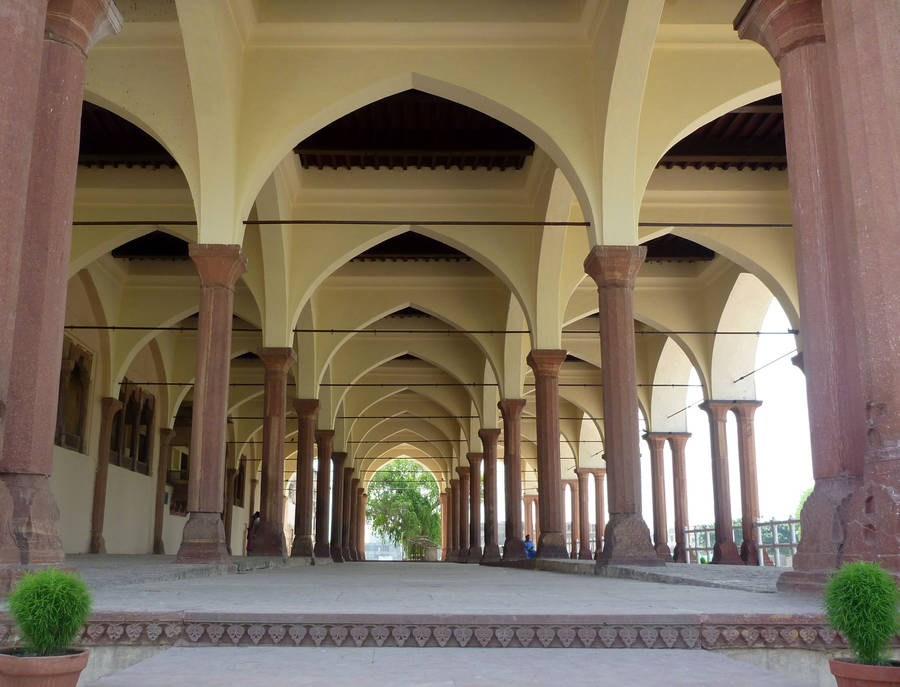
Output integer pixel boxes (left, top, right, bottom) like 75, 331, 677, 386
524, 534, 536, 558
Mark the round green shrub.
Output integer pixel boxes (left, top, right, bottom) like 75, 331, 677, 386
824, 561, 899, 665
7, 569, 92, 656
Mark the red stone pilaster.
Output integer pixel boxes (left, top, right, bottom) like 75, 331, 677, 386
341, 467, 353, 560
173, 244, 246, 564
645, 433, 672, 559
249, 348, 294, 558
700, 401, 743, 565
358, 491, 367, 559
592, 469, 607, 559
668, 434, 691, 563
499, 399, 526, 560
533, 496, 541, 539
291, 399, 318, 559
330, 451, 346, 562
440, 491, 448, 559
736, 0, 869, 580
820, 0, 900, 573
2, 0, 122, 567
153, 428, 176, 555
479, 429, 501, 563
564, 479, 579, 558
733, 401, 763, 564
314, 429, 334, 559
347, 478, 359, 561
223, 466, 237, 555
575, 469, 593, 560
89, 397, 122, 554
584, 246, 659, 566
523, 495, 535, 540
526, 350, 568, 559
456, 466, 470, 561
448, 479, 459, 561
466, 453, 482, 562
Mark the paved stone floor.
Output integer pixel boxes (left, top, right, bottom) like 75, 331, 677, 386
73, 560, 821, 615
85, 647, 811, 686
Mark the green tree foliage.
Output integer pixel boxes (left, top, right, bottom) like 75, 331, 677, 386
366, 459, 441, 558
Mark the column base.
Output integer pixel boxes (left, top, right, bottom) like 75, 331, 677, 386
290, 535, 314, 559
481, 544, 501, 564
175, 512, 230, 564
348, 547, 359, 561
595, 514, 663, 567
577, 546, 592, 561
466, 545, 482, 563
1, 473, 64, 565
153, 536, 165, 555
712, 540, 744, 565
792, 474, 860, 571
331, 545, 345, 562
89, 532, 106, 555
502, 537, 525, 561
536, 531, 569, 559
842, 454, 900, 572
248, 521, 287, 558
341, 546, 352, 560
313, 541, 331, 559
655, 543, 672, 560
776, 569, 830, 593
740, 540, 760, 565
672, 542, 686, 563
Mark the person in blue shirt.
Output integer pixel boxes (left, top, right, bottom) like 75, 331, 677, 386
524, 534, 536, 558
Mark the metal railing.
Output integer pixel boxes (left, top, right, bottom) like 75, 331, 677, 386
683, 518, 801, 566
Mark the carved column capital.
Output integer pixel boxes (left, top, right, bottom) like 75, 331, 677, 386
735, 0, 825, 64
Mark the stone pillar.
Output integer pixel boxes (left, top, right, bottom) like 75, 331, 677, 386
2, 0, 122, 567
291, 399, 318, 558
251, 348, 294, 558
440, 491, 448, 559
0, 0, 49, 470
584, 246, 659, 566
448, 479, 459, 561
153, 428, 176, 554
645, 433, 672, 559
533, 496, 541, 539
820, 0, 900, 572
456, 466, 470, 560
466, 452, 482, 562
341, 467, 353, 560
330, 451, 346, 562
668, 434, 690, 563
526, 350, 568, 559
314, 429, 334, 559
171, 245, 246, 564
479, 429, 501, 563
565, 480, 580, 558
358, 490, 366, 560
700, 401, 743, 565
523, 495, 534, 540
349, 478, 360, 560
733, 402, 763, 564
575, 469, 593, 560
499, 399, 526, 560
223, 467, 237, 555
592, 469, 606, 558
735, 0, 869, 579
89, 397, 122, 554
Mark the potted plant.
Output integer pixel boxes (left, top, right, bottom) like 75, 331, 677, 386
0, 569, 92, 686
824, 561, 900, 686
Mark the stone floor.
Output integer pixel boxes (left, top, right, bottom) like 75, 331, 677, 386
85, 647, 812, 686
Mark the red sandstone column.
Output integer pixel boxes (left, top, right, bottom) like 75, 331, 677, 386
479, 429, 501, 563
250, 348, 294, 557
592, 469, 607, 558
575, 469, 592, 560
349, 477, 360, 560
466, 452, 482, 562
700, 401, 742, 564
172, 245, 246, 564
820, 0, 900, 571
499, 399, 526, 560
153, 428, 176, 554
223, 466, 237, 555
668, 434, 690, 563
330, 451, 346, 562
291, 399, 318, 558
314, 429, 334, 558
523, 495, 534, 540
440, 491, 448, 559
448, 479, 459, 561
584, 246, 658, 565
358, 490, 367, 559
341, 467, 353, 560
456, 466, 470, 560
89, 397, 122, 554
0, 1, 48, 471
733, 402, 763, 564
645, 433, 671, 559
526, 350, 568, 559
533, 496, 541, 539
2, 0, 122, 567
735, 0, 868, 577
568, 480, 580, 558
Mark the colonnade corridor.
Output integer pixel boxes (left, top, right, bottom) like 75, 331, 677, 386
0, 0, 897, 685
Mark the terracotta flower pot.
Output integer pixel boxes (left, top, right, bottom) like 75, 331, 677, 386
0, 649, 89, 687
830, 658, 900, 687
